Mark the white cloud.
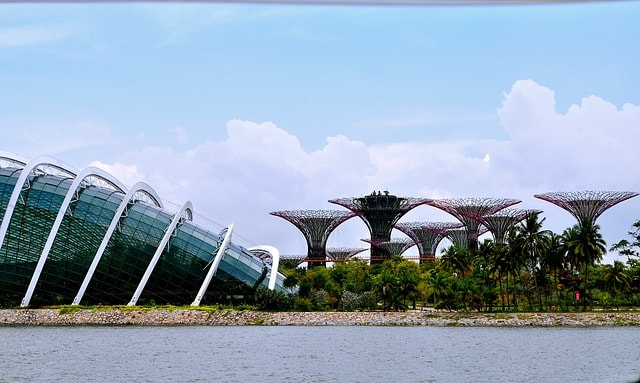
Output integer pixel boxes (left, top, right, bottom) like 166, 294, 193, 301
36, 80, 640, 262
495, 79, 640, 191
0, 25, 76, 47
170, 126, 189, 146
89, 161, 142, 189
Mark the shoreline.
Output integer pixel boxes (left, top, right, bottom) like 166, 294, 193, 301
1, 308, 640, 326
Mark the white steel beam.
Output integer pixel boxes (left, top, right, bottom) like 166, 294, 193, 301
0, 156, 77, 254
191, 223, 233, 307
20, 166, 126, 307
248, 245, 281, 290
128, 201, 193, 306
72, 182, 163, 305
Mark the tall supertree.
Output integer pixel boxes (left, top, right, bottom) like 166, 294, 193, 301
425, 197, 520, 250
444, 227, 489, 250
361, 237, 415, 258
480, 208, 542, 245
395, 222, 463, 262
326, 247, 368, 263
534, 191, 638, 224
329, 191, 430, 263
270, 210, 355, 268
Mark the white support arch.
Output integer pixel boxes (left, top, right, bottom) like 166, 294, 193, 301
72, 181, 163, 305
191, 223, 233, 307
0, 156, 78, 254
20, 166, 127, 307
248, 245, 281, 291
128, 201, 193, 306
0, 150, 28, 168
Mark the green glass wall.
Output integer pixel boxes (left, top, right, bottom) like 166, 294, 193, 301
0, 166, 284, 306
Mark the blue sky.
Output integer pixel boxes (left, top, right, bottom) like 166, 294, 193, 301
1, 1, 640, 263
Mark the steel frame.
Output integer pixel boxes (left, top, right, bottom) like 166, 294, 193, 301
395, 221, 463, 261
534, 191, 638, 223
425, 197, 520, 249
270, 209, 355, 267
128, 201, 194, 306
20, 166, 127, 307
329, 192, 430, 262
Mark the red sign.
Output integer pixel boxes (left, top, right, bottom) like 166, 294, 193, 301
575, 291, 580, 301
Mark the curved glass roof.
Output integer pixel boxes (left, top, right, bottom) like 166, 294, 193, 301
0, 162, 285, 307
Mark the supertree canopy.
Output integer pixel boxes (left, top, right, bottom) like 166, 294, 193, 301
425, 197, 520, 250
330, 191, 430, 263
278, 254, 307, 270
270, 210, 355, 268
534, 191, 639, 224
361, 237, 415, 258
326, 247, 368, 263
445, 227, 489, 250
395, 222, 463, 262
480, 208, 542, 245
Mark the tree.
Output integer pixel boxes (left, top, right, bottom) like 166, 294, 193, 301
610, 219, 640, 259
540, 232, 567, 309
440, 246, 472, 278
425, 270, 455, 310
601, 260, 631, 309
396, 260, 420, 309
510, 213, 551, 311
564, 219, 607, 311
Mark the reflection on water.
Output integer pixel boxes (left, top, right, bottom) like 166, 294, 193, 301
0, 326, 638, 383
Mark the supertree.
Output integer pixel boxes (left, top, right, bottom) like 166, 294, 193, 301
361, 237, 415, 258
329, 191, 430, 263
270, 210, 355, 268
534, 191, 638, 224
395, 222, 463, 262
480, 208, 542, 245
444, 227, 490, 250
425, 197, 520, 250
326, 247, 368, 263
279, 254, 308, 270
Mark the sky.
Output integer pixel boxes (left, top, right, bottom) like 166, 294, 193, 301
1, 1, 640, 264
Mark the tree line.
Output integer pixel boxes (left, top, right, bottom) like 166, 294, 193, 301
256, 213, 640, 312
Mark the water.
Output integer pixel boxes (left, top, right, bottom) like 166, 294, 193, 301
0, 326, 638, 383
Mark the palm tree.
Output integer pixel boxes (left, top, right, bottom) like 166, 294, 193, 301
440, 246, 472, 278
505, 226, 526, 310
564, 218, 607, 311
511, 212, 551, 311
396, 261, 420, 309
540, 232, 567, 309
492, 243, 511, 310
601, 260, 631, 309
426, 270, 454, 310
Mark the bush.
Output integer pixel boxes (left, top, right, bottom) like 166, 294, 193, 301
339, 290, 360, 311
293, 297, 312, 311
310, 289, 329, 311
255, 287, 293, 311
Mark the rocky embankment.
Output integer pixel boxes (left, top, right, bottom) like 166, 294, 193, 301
1, 308, 640, 326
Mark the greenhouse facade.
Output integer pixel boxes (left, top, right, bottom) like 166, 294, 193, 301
0, 153, 284, 307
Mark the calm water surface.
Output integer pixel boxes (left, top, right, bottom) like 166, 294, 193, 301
0, 326, 638, 383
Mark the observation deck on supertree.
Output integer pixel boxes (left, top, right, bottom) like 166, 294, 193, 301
534, 191, 639, 224
361, 237, 415, 258
329, 191, 430, 263
425, 197, 520, 250
326, 247, 368, 263
480, 208, 542, 245
395, 221, 463, 262
270, 210, 355, 268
